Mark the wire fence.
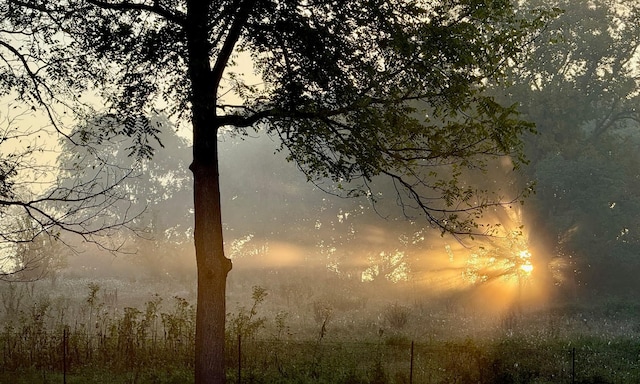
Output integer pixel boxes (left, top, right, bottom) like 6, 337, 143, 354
1, 327, 193, 372
2, 327, 640, 383
230, 337, 581, 384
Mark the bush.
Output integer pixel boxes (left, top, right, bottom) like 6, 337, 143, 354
383, 303, 410, 330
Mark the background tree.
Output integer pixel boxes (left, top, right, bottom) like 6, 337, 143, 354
57, 113, 194, 279
6, 1, 554, 382
0, 105, 142, 283
497, 0, 640, 297
0, 3, 149, 280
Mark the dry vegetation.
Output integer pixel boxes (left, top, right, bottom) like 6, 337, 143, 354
2, 258, 640, 383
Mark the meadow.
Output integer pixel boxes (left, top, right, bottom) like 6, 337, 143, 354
1, 269, 640, 384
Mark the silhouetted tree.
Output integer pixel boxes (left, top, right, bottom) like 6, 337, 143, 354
497, 0, 640, 295
0, 4, 155, 274
0, 105, 141, 279
5, 1, 555, 382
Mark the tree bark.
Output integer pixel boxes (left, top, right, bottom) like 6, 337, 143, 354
185, 1, 232, 383
192, 154, 232, 384
190, 99, 232, 383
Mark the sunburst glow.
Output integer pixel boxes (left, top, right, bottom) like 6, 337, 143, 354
518, 250, 534, 274
520, 263, 534, 273
411, 205, 552, 315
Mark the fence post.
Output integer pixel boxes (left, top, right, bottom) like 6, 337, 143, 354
571, 347, 575, 384
409, 340, 414, 384
238, 333, 242, 384
63, 326, 68, 384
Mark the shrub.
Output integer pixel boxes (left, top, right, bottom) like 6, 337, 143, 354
383, 303, 410, 330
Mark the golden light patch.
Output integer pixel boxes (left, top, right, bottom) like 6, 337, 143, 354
518, 250, 533, 274
408, 204, 554, 314
520, 263, 534, 273
260, 241, 306, 267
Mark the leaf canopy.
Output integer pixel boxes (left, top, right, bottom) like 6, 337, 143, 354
3, 0, 556, 234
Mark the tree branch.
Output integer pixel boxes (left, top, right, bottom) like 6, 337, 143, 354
85, 0, 186, 26
211, 0, 255, 95
0, 39, 79, 145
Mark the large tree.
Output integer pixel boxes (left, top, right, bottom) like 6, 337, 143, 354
0, 2, 151, 278
5, 1, 553, 382
496, 0, 640, 296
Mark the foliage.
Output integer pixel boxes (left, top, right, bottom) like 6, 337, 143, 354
496, 0, 640, 296
382, 303, 410, 330
3, 0, 557, 382
227, 285, 267, 340
4, 0, 555, 236
1, 280, 640, 383
0, 284, 196, 374
3, 325, 640, 383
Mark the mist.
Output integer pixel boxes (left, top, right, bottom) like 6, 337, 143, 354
11, 102, 638, 326
42, 129, 559, 321
2, 0, 640, 382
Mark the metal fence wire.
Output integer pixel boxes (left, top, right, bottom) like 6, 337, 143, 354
2, 329, 640, 383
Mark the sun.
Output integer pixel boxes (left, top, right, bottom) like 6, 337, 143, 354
518, 250, 534, 275
520, 263, 534, 273
434, 205, 553, 314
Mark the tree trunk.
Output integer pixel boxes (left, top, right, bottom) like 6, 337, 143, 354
191, 151, 232, 383
185, 1, 231, 382
185, 0, 255, 381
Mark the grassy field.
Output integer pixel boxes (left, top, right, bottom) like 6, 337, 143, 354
1, 336, 639, 383
2, 277, 640, 383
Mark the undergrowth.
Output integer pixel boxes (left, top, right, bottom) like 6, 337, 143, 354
1, 283, 640, 383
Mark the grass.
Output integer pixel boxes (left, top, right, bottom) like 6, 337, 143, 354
0, 368, 194, 384
3, 280, 640, 383
3, 336, 639, 383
